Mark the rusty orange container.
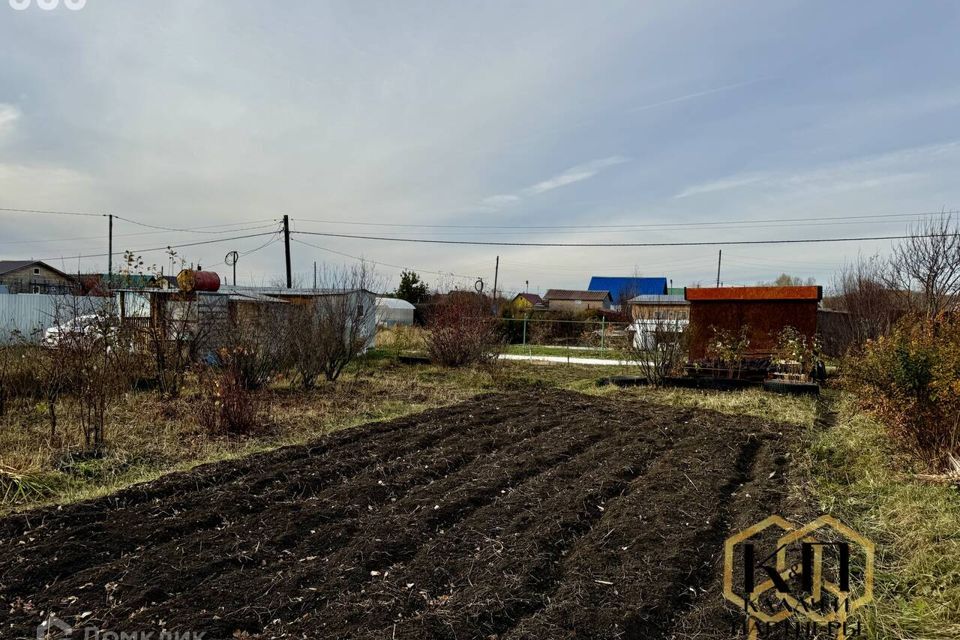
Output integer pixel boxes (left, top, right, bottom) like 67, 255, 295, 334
176, 269, 221, 293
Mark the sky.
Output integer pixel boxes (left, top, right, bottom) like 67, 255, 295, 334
1, 0, 960, 295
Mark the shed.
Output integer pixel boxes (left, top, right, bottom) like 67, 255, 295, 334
685, 286, 822, 360
587, 277, 668, 306
376, 297, 415, 327
543, 289, 612, 312
509, 292, 544, 314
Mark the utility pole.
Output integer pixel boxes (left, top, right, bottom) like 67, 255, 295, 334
492, 255, 499, 300
283, 214, 292, 289
313, 261, 317, 291
107, 214, 113, 289
716, 249, 722, 287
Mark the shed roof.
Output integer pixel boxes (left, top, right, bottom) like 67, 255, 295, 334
627, 294, 689, 305
544, 289, 611, 301
376, 297, 416, 310
588, 277, 667, 300
685, 286, 822, 302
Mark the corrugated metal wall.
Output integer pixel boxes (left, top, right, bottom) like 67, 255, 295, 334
0, 294, 102, 342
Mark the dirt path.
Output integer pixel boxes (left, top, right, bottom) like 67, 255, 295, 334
0, 390, 801, 639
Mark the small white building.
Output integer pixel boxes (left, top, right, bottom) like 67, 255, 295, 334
376, 297, 415, 327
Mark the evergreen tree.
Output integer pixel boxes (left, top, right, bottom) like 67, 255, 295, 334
395, 270, 429, 304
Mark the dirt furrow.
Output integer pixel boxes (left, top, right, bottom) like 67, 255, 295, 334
0, 389, 803, 640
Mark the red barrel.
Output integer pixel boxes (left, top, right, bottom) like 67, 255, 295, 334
176, 269, 221, 293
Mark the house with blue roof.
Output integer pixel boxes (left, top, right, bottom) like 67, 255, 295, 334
587, 276, 668, 306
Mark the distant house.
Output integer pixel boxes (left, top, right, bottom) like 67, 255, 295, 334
543, 289, 611, 312
587, 277, 668, 308
0, 260, 75, 294
509, 292, 544, 314
685, 286, 823, 360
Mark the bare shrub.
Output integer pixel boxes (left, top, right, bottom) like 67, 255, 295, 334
48, 296, 135, 451
288, 263, 378, 388
224, 304, 291, 390
704, 325, 751, 379
627, 316, 687, 386
771, 326, 818, 381
426, 292, 502, 367
196, 352, 265, 436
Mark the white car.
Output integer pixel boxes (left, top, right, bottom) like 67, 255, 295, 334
43, 314, 113, 347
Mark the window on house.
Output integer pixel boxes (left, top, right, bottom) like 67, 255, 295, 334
32, 285, 41, 294
33, 268, 40, 275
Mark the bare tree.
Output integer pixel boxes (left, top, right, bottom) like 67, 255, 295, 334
830, 255, 900, 347
288, 262, 379, 387
886, 214, 960, 318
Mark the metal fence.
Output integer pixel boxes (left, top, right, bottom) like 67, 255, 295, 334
0, 294, 102, 343
500, 316, 635, 357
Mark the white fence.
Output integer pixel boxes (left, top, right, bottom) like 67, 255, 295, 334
0, 294, 103, 343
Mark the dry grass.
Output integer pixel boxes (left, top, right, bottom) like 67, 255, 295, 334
0, 352, 819, 515
803, 390, 960, 640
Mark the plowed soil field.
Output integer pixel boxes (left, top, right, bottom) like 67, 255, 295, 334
0, 389, 800, 639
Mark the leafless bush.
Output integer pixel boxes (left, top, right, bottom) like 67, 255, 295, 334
426, 292, 503, 367
48, 296, 136, 451
288, 263, 378, 387
139, 296, 216, 397
196, 353, 265, 436
627, 316, 688, 386
224, 304, 292, 390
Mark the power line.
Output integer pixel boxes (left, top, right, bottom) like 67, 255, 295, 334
291, 237, 480, 281
112, 216, 278, 234
0, 221, 280, 246
37, 231, 278, 262
293, 230, 952, 248
0, 206, 103, 218
294, 209, 953, 231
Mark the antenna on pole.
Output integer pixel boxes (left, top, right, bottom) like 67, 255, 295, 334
225, 251, 239, 287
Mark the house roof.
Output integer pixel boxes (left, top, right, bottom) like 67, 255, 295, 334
512, 292, 544, 306
0, 260, 71, 279
544, 289, 611, 301
685, 286, 823, 302
588, 276, 668, 301
627, 294, 689, 305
